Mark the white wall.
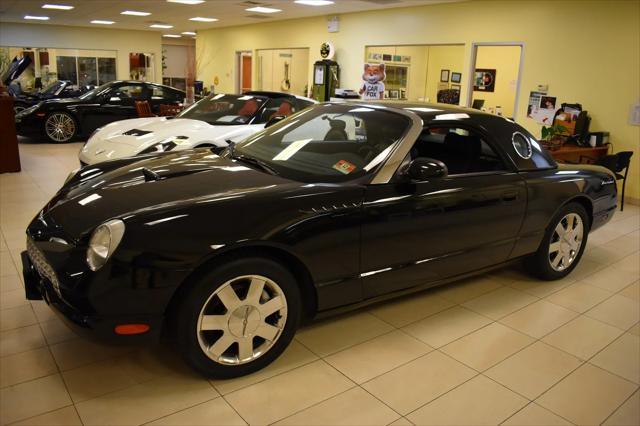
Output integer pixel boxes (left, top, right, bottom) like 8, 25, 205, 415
163, 44, 189, 78
0, 22, 163, 83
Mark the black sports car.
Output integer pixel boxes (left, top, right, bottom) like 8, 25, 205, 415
14, 80, 185, 143
22, 102, 617, 378
13, 80, 91, 113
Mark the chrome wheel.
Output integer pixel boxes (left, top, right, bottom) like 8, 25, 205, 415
548, 213, 584, 272
197, 275, 287, 365
45, 113, 76, 142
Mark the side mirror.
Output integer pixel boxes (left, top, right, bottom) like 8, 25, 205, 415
265, 115, 286, 128
400, 157, 448, 181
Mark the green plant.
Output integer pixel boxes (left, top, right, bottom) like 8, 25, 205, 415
541, 124, 568, 141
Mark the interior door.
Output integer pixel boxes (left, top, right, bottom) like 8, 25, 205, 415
241, 55, 252, 93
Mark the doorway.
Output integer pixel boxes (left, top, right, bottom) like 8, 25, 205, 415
467, 43, 524, 119
255, 48, 309, 96
236, 51, 252, 94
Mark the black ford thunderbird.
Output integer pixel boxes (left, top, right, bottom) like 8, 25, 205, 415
22, 102, 617, 377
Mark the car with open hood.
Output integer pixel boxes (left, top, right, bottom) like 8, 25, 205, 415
78, 91, 316, 166
22, 101, 617, 378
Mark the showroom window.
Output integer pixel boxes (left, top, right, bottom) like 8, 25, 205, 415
98, 58, 116, 84
56, 54, 116, 86
78, 57, 97, 86
56, 56, 78, 84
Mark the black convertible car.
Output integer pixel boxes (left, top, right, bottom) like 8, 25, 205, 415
13, 80, 91, 113
15, 80, 185, 143
22, 102, 617, 377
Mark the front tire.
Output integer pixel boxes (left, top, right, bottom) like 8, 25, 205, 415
174, 257, 301, 378
44, 111, 77, 143
525, 202, 589, 280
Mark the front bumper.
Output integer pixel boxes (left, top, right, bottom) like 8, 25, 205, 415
15, 116, 43, 138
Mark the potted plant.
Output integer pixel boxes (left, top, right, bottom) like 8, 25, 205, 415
541, 124, 568, 150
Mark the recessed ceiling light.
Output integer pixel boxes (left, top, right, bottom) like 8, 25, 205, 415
245, 6, 282, 13
42, 4, 74, 10
150, 24, 173, 28
167, 0, 205, 4
294, 0, 334, 5
189, 16, 217, 22
91, 20, 115, 25
163, 34, 181, 38
121, 10, 151, 16
24, 15, 50, 20
181, 31, 196, 35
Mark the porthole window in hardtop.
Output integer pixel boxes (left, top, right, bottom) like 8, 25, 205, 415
512, 132, 533, 159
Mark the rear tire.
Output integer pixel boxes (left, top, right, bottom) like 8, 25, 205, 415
173, 257, 301, 378
43, 111, 78, 143
525, 202, 589, 280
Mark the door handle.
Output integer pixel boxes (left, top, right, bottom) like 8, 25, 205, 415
502, 191, 519, 202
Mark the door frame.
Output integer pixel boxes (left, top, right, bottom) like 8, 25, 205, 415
465, 42, 525, 120
235, 50, 252, 94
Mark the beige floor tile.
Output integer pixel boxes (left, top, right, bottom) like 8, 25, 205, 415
62, 358, 142, 403
614, 252, 640, 274
296, 312, 393, 357
0, 374, 72, 424
603, 390, 640, 426
75, 373, 218, 426
224, 360, 354, 425
542, 315, 624, 360
0, 288, 30, 310
1, 251, 17, 276
591, 333, 640, 384
210, 340, 318, 395
619, 280, 640, 302
40, 318, 77, 345
0, 323, 46, 357
536, 363, 637, 425
362, 350, 476, 415
546, 281, 613, 313
583, 264, 640, 292
0, 347, 58, 388
629, 323, 640, 336
30, 300, 58, 323
502, 403, 572, 425
402, 306, 491, 348
499, 299, 578, 339
441, 322, 533, 371
485, 341, 581, 399
407, 375, 528, 425
0, 304, 37, 331
325, 330, 431, 384
276, 387, 399, 426
389, 417, 413, 425
12, 406, 82, 426
0, 274, 22, 293
49, 337, 131, 371
368, 291, 454, 327
462, 286, 538, 320
586, 294, 640, 330
434, 276, 502, 304
147, 397, 247, 425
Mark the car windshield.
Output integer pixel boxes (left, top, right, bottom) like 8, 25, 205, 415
78, 82, 111, 100
41, 81, 64, 95
176, 94, 267, 125
231, 104, 412, 183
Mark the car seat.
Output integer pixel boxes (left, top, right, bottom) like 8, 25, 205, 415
441, 132, 481, 174
324, 119, 348, 141
270, 100, 294, 120
237, 99, 259, 117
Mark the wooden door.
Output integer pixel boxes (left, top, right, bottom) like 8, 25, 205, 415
241, 55, 252, 93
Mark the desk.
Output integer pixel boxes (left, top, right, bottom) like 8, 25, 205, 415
546, 145, 609, 164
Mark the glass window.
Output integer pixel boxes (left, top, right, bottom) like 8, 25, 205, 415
256, 98, 298, 124
56, 56, 77, 85
177, 94, 266, 125
409, 126, 505, 175
112, 85, 146, 100
233, 104, 412, 183
98, 58, 116, 84
78, 57, 97, 86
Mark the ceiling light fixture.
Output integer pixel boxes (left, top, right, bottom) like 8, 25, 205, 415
121, 10, 151, 16
24, 15, 50, 20
245, 6, 282, 13
189, 16, 218, 22
42, 4, 74, 10
91, 20, 115, 24
167, 0, 205, 4
163, 34, 181, 38
150, 24, 173, 28
181, 31, 196, 35
294, 0, 334, 5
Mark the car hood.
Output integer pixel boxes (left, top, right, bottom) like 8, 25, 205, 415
41, 150, 299, 239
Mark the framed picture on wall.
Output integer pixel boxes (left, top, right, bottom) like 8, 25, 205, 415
437, 82, 448, 91
440, 69, 450, 82
389, 89, 400, 99
382, 54, 392, 61
474, 68, 496, 92
451, 72, 462, 83
450, 84, 461, 91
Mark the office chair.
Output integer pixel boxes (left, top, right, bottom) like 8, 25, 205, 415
597, 151, 634, 211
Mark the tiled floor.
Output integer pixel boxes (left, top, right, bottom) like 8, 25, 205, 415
1, 141, 639, 425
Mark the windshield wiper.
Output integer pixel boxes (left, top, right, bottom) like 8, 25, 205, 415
232, 154, 279, 176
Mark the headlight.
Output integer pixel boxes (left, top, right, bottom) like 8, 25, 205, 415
16, 102, 42, 117
138, 140, 177, 155
86, 219, 125, 271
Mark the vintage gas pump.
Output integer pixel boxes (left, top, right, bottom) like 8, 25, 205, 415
312, 42, 339, 102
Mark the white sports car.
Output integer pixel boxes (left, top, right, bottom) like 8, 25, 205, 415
79, 91, 316, 166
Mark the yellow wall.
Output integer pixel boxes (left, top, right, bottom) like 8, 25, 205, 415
196, 0, 639, 199
473, 45, 521, 118
424, 45, 465, 103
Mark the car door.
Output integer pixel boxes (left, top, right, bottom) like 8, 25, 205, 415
360, 124, 527, 299
86, 83, 148, 130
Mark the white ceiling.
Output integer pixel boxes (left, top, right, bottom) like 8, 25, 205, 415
0, 0, 461, 36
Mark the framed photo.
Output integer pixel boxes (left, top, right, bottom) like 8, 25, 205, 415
440, 69, 450, 82
383, 90, 390, 99
393, 55, 402, 62
450, 84, 461, 91
437, 82, 448, 91
474, 68, 496, 92
400, 88, 406, 99
389, 89, 400, 99
382, 54, 392, 61
451, 72, 462, 83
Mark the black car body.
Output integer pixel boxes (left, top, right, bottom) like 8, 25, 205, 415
15, 80, 185, 143
22, 102, 617, 376
13, 80, 91, 112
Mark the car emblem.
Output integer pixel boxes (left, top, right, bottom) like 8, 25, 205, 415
95, 148, 106, 155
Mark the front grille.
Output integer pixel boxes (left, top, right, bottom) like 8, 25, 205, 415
26, 238, 61, 295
